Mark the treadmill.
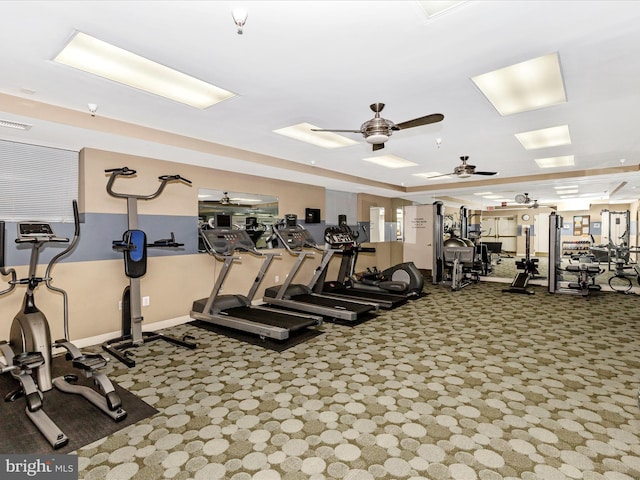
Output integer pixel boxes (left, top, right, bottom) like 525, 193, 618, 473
191, 226, 322, 340
312, 226, 408, 309
263, 215, 378, 322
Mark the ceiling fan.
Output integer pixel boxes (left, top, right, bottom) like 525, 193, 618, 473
515, 193, 542, 208
515, 192, 533, 205
219, 192, 235, 205
310, 102, 444, 151
514, 193, 556, 210
428, 156, 498, 179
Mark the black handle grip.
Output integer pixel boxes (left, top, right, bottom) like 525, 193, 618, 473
158, 174, 192, 184
105, 167, 136, 176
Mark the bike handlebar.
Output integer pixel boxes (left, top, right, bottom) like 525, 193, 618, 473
105, 167, 191, 200
159, 174, 192, 184
105, 167, 136, 176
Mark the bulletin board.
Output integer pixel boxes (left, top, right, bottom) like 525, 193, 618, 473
573, 215, 590, 236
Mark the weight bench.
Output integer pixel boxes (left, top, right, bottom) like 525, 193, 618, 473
565, 261, 603, 296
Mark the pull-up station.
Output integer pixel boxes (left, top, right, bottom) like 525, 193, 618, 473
102, 167, 197, 367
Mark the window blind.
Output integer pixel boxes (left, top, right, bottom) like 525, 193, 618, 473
0, 139, 79, 222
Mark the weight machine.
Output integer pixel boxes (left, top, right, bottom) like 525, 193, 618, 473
503, 227, 538, 295
549, 212, 602, 296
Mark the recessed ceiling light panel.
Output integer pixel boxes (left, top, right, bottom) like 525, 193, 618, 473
273, 123, 358, 149
413, 172, 452, 179
472, 53, 567, 116
515, 125, 571, 150
418, 1, 467, 18
54, 32, 235, 109
362, 155, 418, 169
534, 155, 574, 168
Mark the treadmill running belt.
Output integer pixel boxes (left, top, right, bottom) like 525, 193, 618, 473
290, 293, 374, 314
325, 289, 407, 308
221, 306, 318, 331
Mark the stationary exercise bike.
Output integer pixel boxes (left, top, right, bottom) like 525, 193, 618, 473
101, 167, 197, 367
0, 201, 126, 449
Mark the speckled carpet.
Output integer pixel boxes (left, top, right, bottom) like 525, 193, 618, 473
58, 283, 640, 479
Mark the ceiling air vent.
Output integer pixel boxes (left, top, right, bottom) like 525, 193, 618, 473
0, 119, 32, 130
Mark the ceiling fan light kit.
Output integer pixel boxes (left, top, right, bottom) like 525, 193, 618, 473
365, 134, 389, 145
311, 102, 444, 151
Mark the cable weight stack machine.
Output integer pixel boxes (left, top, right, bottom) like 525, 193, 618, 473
102, 167, 196, 367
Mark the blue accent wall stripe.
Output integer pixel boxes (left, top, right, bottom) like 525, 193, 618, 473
2, 213, 199, 267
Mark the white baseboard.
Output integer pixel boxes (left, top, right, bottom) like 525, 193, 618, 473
67, 315, 193, 350
1, 315, 192, 367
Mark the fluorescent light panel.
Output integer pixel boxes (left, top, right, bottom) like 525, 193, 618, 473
554, 185, 578, 190
413, 172, 451, 179
472, 53, 567, 116
418, 1, 467, 18
515, 125, 571, 150
54, 32, 234, 109
273, 123, 358, 149
0, 119, 32, 130
362, 155, 418, 169
231, 197, 264, 203
482, 195, 502, 199
474, 192, 493, 196
535, 155, 574, 168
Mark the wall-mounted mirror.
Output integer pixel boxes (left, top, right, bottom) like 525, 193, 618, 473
198, 189, 278, 248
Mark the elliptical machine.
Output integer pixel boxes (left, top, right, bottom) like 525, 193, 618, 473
0, 201, 126, 450
332, 217, 424, 299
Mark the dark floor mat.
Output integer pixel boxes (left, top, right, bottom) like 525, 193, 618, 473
329, 312, 379, 327
0, 355, 157, 454
189, 320, 323, 351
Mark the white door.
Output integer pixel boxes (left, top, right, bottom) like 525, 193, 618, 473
369, 207, 385, 243
403, 204, 435, 270
534, 213, 549, 254
480, 216, 516, 253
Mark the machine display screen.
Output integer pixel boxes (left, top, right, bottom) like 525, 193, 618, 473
18, 223, 54, 237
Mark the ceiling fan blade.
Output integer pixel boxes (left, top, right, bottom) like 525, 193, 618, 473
372, 143, 385, 151
425, 172, 453, 179
310, 128, 362, 133
473, 171, 498, 176
395, 113, 444, 130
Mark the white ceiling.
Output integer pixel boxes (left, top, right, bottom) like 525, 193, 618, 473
1, 1, 640, 210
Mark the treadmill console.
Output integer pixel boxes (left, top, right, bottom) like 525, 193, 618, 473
324, 226, 355, 246
201, 228, 255, 255
279, 228, 316, 250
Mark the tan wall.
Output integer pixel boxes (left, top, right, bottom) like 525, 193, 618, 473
81, 148, 326, 218
1, 148, 396, 343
